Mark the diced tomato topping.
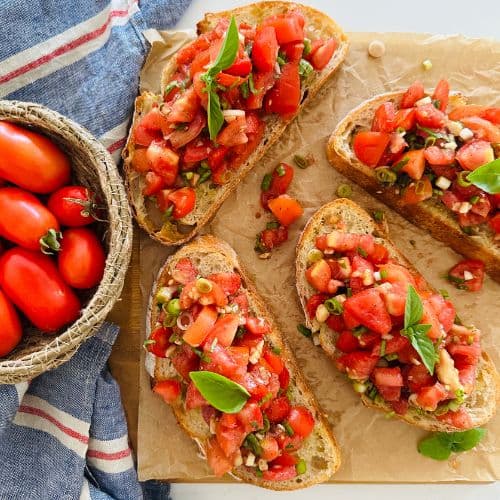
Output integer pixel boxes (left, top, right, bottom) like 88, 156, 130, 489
337, 351, 378, 380
262, 12, 305, 44
372, 367, 404, 387
432, 79, 449, 112
265, 396, 291, 423
394, 108, 416, 131
459, 364, 476, 393
215, 414, 246, 458
183, 305, 218, 347
260, 436, 280, 461
217, 114, 248, 147
424, 146, 455, 166
237, 402, 264, 433
456, 140, 494, 171
207, 272, 241, 296
400, 149, 425, 180
400, 81, 425, 109
153, 379, 181, 403
305, 293, 328, 319
131, 147, 151, 173
189, 49, 211, 79
245, 70, 275, 110
202, 344, 248, 380
172, 258, 198, 285
448, 259, 485, 292
259, 226, 288, 251
171, 344, 199, 380
415, 103, 446, 128
391, 398, 409, 415
261, 163, 294, 208
242, 365, 280, 402
336, 330, 360, 353
287, 406, 314, 438
343, 288, 392, 335
134, 108, 169, 147
405, 364, 434, 393
308, 38, 337, 70
372, 102, 397, 133
246, 316, 271, 335
204, 314, 240, 347
421, 299, 443, 340
353, 131, 391, 167
268, 195, 303, 226
482, 107, 500, 125
378, 281, 406, 317
448, 343, 481, 369
470, 193, 491, 218
490, 213, 500, 234
146, 141, 180, 186
436, 408, 473, 429
379, 263, 416, 287
377, 385, 402, 402
372, 333, 410, 356
305, 259, 332, 293
415, 382, 449, 411
167, 187, 196, 219
460, 116, 500, 143
169, 111, 206, 149
281, 41, 304, 63
167, 87, 200, 123
185, 381, 207, 410
263, 349, 284, 375
147, 326, 170, 357
265, 62, 301, 118
279, 365, 290, 389
252, 26, 279, 73
263, 464, 297, 482
427, 294, 456, 333
401, 177, 433, 205
206, 437, 234, 477
369, 243, 389, 264
349, 255, 374, 294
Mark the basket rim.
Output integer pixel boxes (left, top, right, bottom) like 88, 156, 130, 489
0, 100, 133, 378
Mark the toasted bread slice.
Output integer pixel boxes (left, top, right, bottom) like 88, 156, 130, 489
123, 2, 348, 246
146, 235, 341, 489
295, 198, 500, 432
327, 90, 500, 283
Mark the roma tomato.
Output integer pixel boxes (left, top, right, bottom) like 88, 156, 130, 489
58, 228, 106, 289
47, 185, 99, 227
168, 187, 196, 219
0, 290, 22, 356
372, 102, 397, 133
353, 131, 391, 167
0, 187, 60, 252
252, 26, 279, 73
0, 121, 71, 193
308, 38, 337, 70
415, 103, 446, 128
267, 195, 303, 226
265, 62, 301, 118
0, 248, 81, 332
400, 81, 425, 109
287, 406, 314, 438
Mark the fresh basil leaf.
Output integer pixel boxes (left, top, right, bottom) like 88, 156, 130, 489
205, 16, 239, 80
450, 428, 486, 452
189, 370, 250, 413
207, 90, 224, 141
404, 324, 438, 375
404, 285, 423, 328
466, 159, 500, 194
418, 434, 452, 461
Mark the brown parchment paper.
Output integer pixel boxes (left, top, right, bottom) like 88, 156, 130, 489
110, 30, 500, 483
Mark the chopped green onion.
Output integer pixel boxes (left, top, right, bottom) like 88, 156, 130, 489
196, 278, 213, 293
433, 99, 441, 109
346, 287, 353, 297
272, 345, 282, 355
357, 246, 368, 258
261, 173, 272, 191
457, 171, 472, 187
262, 416, 270, 433
277, 51, 287, 66
414, 179, 427, 195
276, 164, 286, 177
303, 38, 312, 56
293, 154, 308, 169
240, 81, 249, 99
296, 459, 307, 475
259, 392, 273, 406
375, 166, 397, 185
156, 287, 172, 304
298, 58, 313, 79
469, 195, 480, 204
255, 469, 263, 477
439, 289, 450, 299
424, 136, 437, 147
385, 411, 396, 419
244, 433, 263, 456
392, 157, 409, 172
352, 381, 367, 393
283, 421, 294, 436
162, 309, 177, 327
248, 73, 257, 94
307, 248, 323, 264
385, 353, 398, 361
380, 339, 387, 357
143, 339, 156, 347
166, 298, 181, 316
380, 269, 388, 279
324, 298, 343, 315
352, 326, 367, 337
336, 183, 352, 198
163, 205, 174, 218
266, 221, 280, 230
297, 324, 312, 338
422, 59, 433, 71
372, 210, 385, 222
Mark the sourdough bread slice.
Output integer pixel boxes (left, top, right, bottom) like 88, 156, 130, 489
146, 235, 341, 489
327, 91, 500, 283
123, 1, 349, 246
295, 198, 500, 432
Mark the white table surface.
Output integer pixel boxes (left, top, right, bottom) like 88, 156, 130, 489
171, 0, 500, 498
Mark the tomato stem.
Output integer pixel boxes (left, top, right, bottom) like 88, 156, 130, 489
40, 229, 63, 255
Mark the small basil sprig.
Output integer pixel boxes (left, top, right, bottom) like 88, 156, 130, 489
466, 158, 500, 194
400, 285, 438, 375
189, 370, 250, 413
201, 16, 239, 140
418, 428, 486, 461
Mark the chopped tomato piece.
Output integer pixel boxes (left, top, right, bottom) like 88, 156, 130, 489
263, 464, 297, 482
378, 263, 416, 287
202, 344, 248, 380
353, 131, 391, 167
394, 108, 416, 131
424, 146, 455, 166
237, 402, 264, 433
265, 396, 291, 423
189, 49, 210, 78
265, 62, 301, 118
206, 437, 234, 477
456, 139, 494, 171
133, 108, 169, 147
432, 79, 449, 112
172, 258, 198, 285
143, 171, 165, 196
343, 288, 392, 335
415, 382, 449, 411
378, 281, 407, 316
245, 70, 275, 110
308, 38, 337, 70
242, 365, 280, 401
369, 243, 389, 264
436, 408, 473, 429
401, 177, 433, 205
427, 294, 455, 333
459, 365, 476, 393
204, 314, 240, 347
448, 343, 481, 369
259, 226, 288, 251
217, 114, 248, 147
171, 344, 199, 379
377, 385, 401, 402
153, 379, 181, 403
226, 53, 252, 77
372, 102, 397, 133
207, 272, 241, 296
131, 148, 151, 173
372, 367, 404, 387
460, 116, 500, 143
335, 330, 360, 353
169, 111, 206, 149
246, 316, 271, 335
337, 351, 378, 380
167, 187, 196, 219
490, 213, 500, 234
281, 41, 304, 63
400, 149, 425, 180
185, 382, 207, 410
182, 305, 218, 347
349, 255, 374, 294
167, 87, 200, 123
448, 259, 485, 292
470, 193, 491, 218
279, 365, 290, 389
146, 141, 179, 187
405, 363, 434, 393
147, 326, 170, 357
458, 211, 487, 228
263, 349, 284, 375
252, 26, 279, 72
305, 259, 332, 293
400, 81, 425, 108
415, 103, 446, 128
261, 163, 294, 208
287, 406, 314, 438
482, 107, 500, 125
372, 333, 409, 356
448, 105, 487, 121
192, 72, 209, 108
260, 436, 280, 461
182, 137, 212, 164
262, 12, 304, 44
268, 195, 303, 226
305, 293, 328, 319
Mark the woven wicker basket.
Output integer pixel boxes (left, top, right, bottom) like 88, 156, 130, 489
0, 100, 133, 383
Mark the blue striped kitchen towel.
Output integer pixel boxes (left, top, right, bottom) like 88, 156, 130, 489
0, 1, 191, 498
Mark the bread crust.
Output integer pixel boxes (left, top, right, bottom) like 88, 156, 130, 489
295, 198, 500, 432
147, 235, 341, 490
123, 2, 349, 246
326, 90, 500, 283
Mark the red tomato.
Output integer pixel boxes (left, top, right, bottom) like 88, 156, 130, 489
432, 79, 449, 112
261, 436, 280, 461
47, 186, 99, 227
167, 88, 200, 123
183, 305, 218, 347
0, 121, 71, 193
153, 379, 181, 403
372, 102, 397, 133
279, 365, 290, 389
226, 54, 252, 77
207, 273, 241, 296
146, 326, 170, 358
401, 177, 433, 205
470, 193, 491, 218
460, 116, 500, 143
424, 146, 455, 166
180, 280, 227, 309
335, 330, 360, 353
215, 73, 245, 88
281, 41, 304, 63
349, 255, 374, 294
337, 351, 378, 379
0, 248, 80, 332
265, 396, 291, 423
245, 70, 275, 110
171, 344, 199, 379
457, 139, 495, 170
305, 259, 332, 293
142, 171, 165, 196
377, 281, 407, 317
263, 465, 297, 482
261, 163, 294, 208
155, 189, 172, 213
394, 108, 416, 131
0, 290, 22, 356
252, 26, 279, 72
206, 437, 233, 477
415, 382, 448, 411
400, 81, 425, 109
379, 262, 416, 287
448, 343, 481, 369
265, 62, 300, 118
246, 316, 271, 335
377, 385, 402, 402
415, 103, 446, 128
172, 258, 198, 285
372, 367, 404, 387
448, 105, 487, 121
169, 111, 206, 149
270, 452, 299, 466
217, 114, 248, 147
308, 38, 337, 70
185, 381, 207, 410
207, 145, 228, 170
146, 141, 179, 187
490, 213, 500, 234
176, 33, 211, 65
262, 12, 304, 44
133, 108, 169, 147
326, 313, 346, 332
263, 349, 284, 375
58, 228, 105, 289
167, 187, 196, 219
192, 72, 209, 108
436, 408, 473, 430
287, 406, 314, 438
369, 243, 389, 264
0, 187, 60, 252
202, 344, 249, 381
204, 314, 239, 347
189, 49, 210, 78
352, 131, 391, 167
182, 137, 211, 163
482, 107, 500, 125
305, 293, 328, 319
372, 333, 410, 356
343, 288, 392, 335
237, 402, 264, 433
258, 226, 288, 251
427, 294, 455, 333
267, 195, 303, 226
405, 364, 434, 393
242, 365, 280, 401
448, 259, 485, 292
